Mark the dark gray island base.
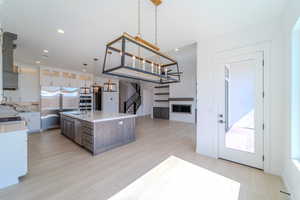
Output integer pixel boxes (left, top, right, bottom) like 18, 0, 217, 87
60, 112, 136, 155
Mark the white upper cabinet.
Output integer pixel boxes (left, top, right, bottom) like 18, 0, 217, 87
40, 69, 54, 86
51, 71, 64, 87
78, 74, 93, 88
61, 72, 77, 88
40, 68, 93, 88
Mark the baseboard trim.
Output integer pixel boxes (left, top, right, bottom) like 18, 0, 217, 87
282, 168, 298, 200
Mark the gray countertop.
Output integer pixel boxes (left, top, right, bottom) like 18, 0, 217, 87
61, 111, 136, 123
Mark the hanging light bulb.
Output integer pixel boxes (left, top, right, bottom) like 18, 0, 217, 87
151, 62, 154, 73
158, 65, 161, 75
142, 59, 146, 71
132, 56, 136, 68
165, 67, 168, 78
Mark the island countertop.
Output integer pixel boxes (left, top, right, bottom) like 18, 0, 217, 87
0, 121, 28, 135
61, 111, 136, 123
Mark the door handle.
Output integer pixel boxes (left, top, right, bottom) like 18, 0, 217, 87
218, 120, 225, 124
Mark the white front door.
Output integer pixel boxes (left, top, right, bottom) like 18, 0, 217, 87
217, 52, 264, 169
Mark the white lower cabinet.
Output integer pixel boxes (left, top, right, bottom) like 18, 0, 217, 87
0, 128, 28, 189
19, 112, 41, 133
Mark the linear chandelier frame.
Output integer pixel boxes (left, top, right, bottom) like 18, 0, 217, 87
102, 33, 181, 84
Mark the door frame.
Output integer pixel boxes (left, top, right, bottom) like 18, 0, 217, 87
216, 52, 264, 169
214, 42, 271, 172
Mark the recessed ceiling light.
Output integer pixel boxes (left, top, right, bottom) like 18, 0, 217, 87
35, 61, 41, 64
82, 63, 88, 72
57, 29, 65, 34
43, 49, 49, 53
175, 48, 179, 52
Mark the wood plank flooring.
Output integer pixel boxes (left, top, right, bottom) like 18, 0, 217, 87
0, 117, 287, 200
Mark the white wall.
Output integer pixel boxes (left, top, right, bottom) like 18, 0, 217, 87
102, 92, 119, 113
282, 0, 300, 199
196, 20, 285, 176
3, 63, 39, 103
169, 43, 197, 99
139, 83, 153, 116
169, 43, 197, 123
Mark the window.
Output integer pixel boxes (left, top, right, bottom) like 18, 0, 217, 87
291, 18, 300, 164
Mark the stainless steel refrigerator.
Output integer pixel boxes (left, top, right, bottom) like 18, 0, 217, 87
41, 86, 79, 130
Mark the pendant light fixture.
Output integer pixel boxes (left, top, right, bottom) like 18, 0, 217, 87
102, 0, 181, 84
103, 80, 117, 92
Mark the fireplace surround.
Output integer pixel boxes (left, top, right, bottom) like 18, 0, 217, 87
171, 104, 192, 114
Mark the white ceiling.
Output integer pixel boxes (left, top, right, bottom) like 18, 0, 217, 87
0, 0, 287, 74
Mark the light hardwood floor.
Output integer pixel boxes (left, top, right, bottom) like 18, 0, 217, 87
0, 117, 286, 200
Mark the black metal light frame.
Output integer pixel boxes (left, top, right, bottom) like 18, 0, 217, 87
102, 33, 181, 84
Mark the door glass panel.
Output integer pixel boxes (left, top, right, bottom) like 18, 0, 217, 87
225, 61, 255, 153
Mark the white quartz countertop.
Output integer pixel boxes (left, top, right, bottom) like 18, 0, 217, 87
0, 121, 28, 135
61, 111, 136, 123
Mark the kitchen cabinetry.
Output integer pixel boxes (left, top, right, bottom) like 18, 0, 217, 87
78, 74, 93, 88
87, 117, 135, 154
19, 112, 41, 133
0, 122, 28, 189
40, 74, 53, 86
60, 113, 136, 155
74, 119, 82, 145
40, 68, 93, 88
61, 116, 75, 140
40, 69, 57, 86
61, 72, 80, 88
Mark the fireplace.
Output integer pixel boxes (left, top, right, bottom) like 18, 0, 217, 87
172, 104, 191, 114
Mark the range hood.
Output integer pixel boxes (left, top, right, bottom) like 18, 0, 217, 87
2, 32, 18, 90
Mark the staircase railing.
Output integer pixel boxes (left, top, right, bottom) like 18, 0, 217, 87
124, 83, 141, 114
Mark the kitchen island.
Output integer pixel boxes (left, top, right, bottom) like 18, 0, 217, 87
60, 111, 136, 155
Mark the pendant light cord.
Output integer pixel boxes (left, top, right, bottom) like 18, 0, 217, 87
155, 5, 158, 45
138, 0, 141, 37
137, 0, 141, 66
155, 5, 161, 75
